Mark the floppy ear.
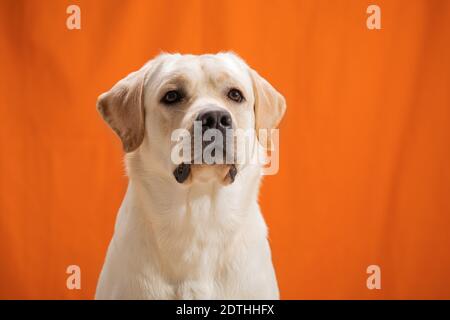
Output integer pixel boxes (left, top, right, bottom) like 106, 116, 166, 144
96, 67, 148, 153
250, 69, 286, 148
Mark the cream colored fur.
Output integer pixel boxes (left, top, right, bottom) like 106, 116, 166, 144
95, 53, 286, 299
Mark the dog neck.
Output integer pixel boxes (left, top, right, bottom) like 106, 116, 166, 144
116, 160, 266, 281
126, 162, 263, 229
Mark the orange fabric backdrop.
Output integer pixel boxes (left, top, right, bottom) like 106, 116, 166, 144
1, 0, 450, 299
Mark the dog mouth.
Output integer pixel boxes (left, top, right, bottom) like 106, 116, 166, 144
173, 163, 237, 185
172, 115, 238, 185
173, 135, 238, 185
173, 163, 191, 184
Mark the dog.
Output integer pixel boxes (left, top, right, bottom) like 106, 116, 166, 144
95, 52, 286, 299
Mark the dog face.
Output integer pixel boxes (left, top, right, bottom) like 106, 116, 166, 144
97, 53, 286, 185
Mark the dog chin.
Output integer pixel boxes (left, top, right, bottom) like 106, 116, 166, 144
173, 163, 237, 186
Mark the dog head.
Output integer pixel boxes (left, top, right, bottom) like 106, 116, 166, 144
97, 53, 286, 185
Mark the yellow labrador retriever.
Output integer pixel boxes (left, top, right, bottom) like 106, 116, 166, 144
95, 53, 286, 299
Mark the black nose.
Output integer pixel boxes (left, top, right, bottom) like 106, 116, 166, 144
197, 110, 233, 132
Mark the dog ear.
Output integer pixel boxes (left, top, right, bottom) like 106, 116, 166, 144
96, 66, 149, 153
250, 69, 286, 148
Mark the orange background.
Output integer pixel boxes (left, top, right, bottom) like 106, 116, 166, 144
1, 0, 450, 299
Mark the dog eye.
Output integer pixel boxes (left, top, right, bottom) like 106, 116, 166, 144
161, 90, 183, 105
227, 88, 245, 103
